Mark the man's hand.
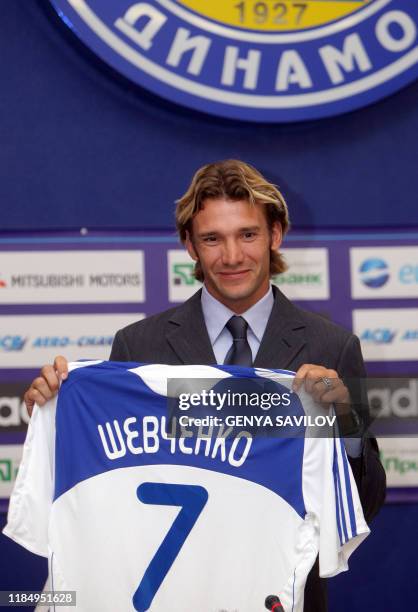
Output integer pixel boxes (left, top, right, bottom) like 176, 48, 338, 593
292, 364, 350, 408
24, 356, 69, 417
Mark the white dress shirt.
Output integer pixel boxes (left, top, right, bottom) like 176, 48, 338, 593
200, 283, 361, 457
201, 283, 274, 364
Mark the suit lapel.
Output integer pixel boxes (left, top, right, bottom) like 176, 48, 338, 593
165, 286, 306, 369
253, 287, 306, 370
166, 289, 216, 365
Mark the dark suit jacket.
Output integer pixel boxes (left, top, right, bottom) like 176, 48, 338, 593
110, 287, 386, 612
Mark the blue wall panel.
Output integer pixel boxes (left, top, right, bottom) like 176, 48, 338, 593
1, 1, 417, 231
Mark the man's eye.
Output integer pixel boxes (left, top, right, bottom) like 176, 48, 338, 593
243, 232, 256, 239
203, 236, 218, 243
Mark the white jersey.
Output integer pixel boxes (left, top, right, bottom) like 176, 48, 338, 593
4, 361, 369, 612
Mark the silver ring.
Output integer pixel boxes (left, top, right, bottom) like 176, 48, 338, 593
321, 376, 332, 390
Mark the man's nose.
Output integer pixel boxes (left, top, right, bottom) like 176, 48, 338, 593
222, 239, 244, 265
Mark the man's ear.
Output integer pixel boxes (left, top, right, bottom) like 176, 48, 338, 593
185, 230, 199, 261
270, 222, 282, 252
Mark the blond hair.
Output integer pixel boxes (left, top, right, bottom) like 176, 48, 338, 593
175, 159, 289, 282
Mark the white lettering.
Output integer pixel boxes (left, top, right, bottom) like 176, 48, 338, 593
320, 33, 372, 85
160, 416, 177, 454
166, 27, 211, 76
216, 392, 227, 411
228, 432, 252, 467
210, 424, 233, 462
194, 425, 214, 457
124, 416, 143, 454
179, 425, 193, 454
221, 46, 261, 90
114, 3, 167, 51
178, 393, 189, 410
142, 416, 159, 452
376, 10, 417, 53
0, 398, 20, 426
276, 50, 312, 91
392, 380, 418, 417
190, 393, 201, 406
368, 388, 391, 418
98, 421, 126, 459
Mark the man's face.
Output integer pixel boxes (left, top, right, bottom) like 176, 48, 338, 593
185, 198, 282, 313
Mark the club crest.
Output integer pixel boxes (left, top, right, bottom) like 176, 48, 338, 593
50, 0, 418, 121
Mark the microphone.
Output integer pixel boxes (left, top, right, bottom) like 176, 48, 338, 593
265, 594, 284, 611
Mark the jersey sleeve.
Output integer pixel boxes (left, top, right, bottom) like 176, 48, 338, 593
2, 398, 57, 557
302, 431, 370, 578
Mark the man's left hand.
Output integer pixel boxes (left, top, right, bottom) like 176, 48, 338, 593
292, 364, 350, 407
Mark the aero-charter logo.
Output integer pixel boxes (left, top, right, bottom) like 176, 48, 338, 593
359, 258, 390, 288
50, 1, 418, 122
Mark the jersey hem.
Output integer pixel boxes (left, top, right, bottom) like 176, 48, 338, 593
2, 526, 48, 558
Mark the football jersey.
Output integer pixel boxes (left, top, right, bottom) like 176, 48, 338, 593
4, 361, 369, 612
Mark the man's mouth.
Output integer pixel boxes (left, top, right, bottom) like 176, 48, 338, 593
218, 270, 250, 279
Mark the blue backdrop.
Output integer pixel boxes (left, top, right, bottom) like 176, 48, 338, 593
1, 0, 418, 231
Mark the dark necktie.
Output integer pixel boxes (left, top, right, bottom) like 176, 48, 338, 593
223, 316, 253, 366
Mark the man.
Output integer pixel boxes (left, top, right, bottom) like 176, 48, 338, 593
24, 159, 386, 611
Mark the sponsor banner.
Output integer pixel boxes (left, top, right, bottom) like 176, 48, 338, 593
369, 378, 418, 421
0, 445, 22, 499
49, 0, 418, 122
272, 248, 329, 300
350, 246, 418, 298
353, 308, 418, 361
0, 383, 30, 433
366, 378, 418, 439
167, 250, 202, 302
0, 250, 145, 304
1, 230, 418, 503
378, 437, 418, 488
0, 313, 144, 368
168, 247, 329, 302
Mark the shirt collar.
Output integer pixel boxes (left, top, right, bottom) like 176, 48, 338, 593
201, 284, 274, 345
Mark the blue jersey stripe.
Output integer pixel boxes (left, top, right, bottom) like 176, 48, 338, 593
339, 438, 358, 538
332, 439, 348, 545
332, 438, 343, 545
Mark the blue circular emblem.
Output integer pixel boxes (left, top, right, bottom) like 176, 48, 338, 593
50, 0, 418, 122
360, 258, 390, 288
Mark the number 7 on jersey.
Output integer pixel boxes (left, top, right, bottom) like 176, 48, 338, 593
133, 483, 209, 611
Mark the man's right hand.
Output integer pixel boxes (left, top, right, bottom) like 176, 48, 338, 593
24, 356, 69, 416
